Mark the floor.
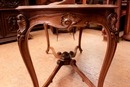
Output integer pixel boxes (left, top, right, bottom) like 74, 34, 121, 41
0, 29, 130, 87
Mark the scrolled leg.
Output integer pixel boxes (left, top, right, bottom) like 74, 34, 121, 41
98, 12, 118, 87
17, 14, 39, 87
44, 23, 50, 54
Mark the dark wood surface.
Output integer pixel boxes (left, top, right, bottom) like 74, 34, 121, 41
0, 0, 29, 44
16, 4, 118, 87
122, 1, 130, 40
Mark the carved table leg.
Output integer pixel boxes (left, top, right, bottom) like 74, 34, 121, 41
97, 12, 118, 87
102, 27, 107, 41
17, 14, 39, 87
18, 36, 39, 87
43, 24, 61, 58
78, 28, 83, 53
98, 32, 118, 87
44, 23, 50, 54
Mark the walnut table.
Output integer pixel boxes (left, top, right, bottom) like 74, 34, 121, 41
16, 5, 118, 87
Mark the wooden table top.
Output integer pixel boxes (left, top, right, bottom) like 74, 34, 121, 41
16, 4, 118, 10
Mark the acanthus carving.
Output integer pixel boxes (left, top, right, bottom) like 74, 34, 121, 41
7, 15, 18, 32
0, 0, 21, 8
107, 12, 119, 38
16, 14, 29, 39
61, 13, 81, 31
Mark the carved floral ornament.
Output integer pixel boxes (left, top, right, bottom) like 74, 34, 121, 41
61, 13, 81, 31
0, 0, 21, 8
7, 15, 18, 32
16, 14, 29, 38
107, 12, 119, 38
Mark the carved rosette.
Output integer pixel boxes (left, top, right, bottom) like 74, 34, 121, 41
107, 12, 119, 38
0, 0, 21, 8
61, 13, 81, 31
16, 14, 29, 39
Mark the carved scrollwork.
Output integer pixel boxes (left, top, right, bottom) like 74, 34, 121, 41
61, 13, 81, 31
107, 12, 119, 38
0, 0, 21, 8
17, 14, 29, 39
